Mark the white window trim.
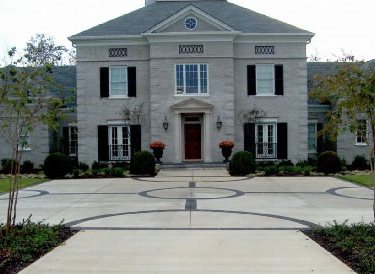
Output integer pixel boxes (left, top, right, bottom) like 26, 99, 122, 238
355, 119, 368, 146
255, 122, 277, 159
109, 66, 128, 98
174, 64, 209, 96
255, 64, 275, 96
68, 126, 78, 157
308, 121, 318, 153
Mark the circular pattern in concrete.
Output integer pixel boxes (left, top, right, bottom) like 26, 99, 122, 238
138, 187, 245, 200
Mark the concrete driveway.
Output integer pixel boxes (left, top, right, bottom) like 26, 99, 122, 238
0, 169, 372, 273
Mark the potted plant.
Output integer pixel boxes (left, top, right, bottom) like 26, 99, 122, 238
219, 140, 234, 163
150, 141, 166, 164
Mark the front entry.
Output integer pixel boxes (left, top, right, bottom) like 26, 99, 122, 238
184, 124, 201, 160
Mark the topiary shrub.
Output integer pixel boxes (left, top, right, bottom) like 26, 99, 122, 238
44, 153, 74, 179
351, 155, 369, 171
229, 151, 256, 176
21, 160, 34, 174
130, 151, 156, 175
317, 151, 342, 175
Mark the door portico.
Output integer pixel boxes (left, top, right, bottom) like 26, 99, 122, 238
170, 98, 214, 163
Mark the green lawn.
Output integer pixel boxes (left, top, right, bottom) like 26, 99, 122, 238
0, 178, 47, 193
340, 175, 374, 188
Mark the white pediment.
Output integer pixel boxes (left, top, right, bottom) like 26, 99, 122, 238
145, 5, 237, 34
170, 98, 214, 110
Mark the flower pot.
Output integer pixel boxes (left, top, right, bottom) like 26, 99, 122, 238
221, 147, 232, 163
153, 148, 164, 164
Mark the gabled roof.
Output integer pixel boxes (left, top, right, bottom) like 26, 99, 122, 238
70, 1, 312, 39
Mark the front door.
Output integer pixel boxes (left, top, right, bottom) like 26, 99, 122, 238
185, 124, 201, 160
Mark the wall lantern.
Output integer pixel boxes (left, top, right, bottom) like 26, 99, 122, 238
216, 116, 223, 129
163, 116, 169, 130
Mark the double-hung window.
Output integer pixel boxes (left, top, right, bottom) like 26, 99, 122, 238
110, 66, 127, 97
308, 122, 317, 153
256, 64, 275, 95
256, 123, 276, 159
69, 126, 78, 157
356, 119, 368, 145
176, 64, 208, 95
18, 128, 31, 151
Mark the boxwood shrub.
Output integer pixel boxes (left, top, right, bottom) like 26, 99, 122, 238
229, 151, 256, 176
317, 151, 342, 174
44, 153, 74, 179
351, 155, 369, 171
130, 151, 156, 176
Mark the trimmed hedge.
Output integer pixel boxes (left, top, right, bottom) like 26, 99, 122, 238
44, 153, 74, 179
130, 151, 156, 175
351, 155, 369, 171
1, 159, 19, 175
229, 151, 256, 176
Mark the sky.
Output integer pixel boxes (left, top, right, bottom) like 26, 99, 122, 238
0, 0, 374, 61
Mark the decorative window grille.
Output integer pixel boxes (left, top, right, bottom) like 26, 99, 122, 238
109, 48, 128, 57
255, 46, 275, 55
179, 45, 204, 54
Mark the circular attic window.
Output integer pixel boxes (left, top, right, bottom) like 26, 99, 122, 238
185, 17, 198, 30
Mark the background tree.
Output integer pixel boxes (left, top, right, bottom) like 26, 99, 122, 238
0, 35, 67, 230
310, 59, 375, 222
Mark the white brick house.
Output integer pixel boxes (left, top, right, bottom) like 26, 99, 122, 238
68, 0, 314, 164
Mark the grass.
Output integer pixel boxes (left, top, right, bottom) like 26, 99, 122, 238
304, 222, 375, 274
0, 218, 75, 273
0, 178, 47, 193
340, 175, 374, 188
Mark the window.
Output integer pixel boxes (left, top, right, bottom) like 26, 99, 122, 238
356, 119, 368, 145
18, 130, 31, 151
69, 126, 78, 156
255, 123, 276, 159
308, 122, 317, 152
109, 126, 131, 161
185, 17, 197, 30
110, 66, 127, 97
175, 64, 208, 95
256, 64, 275, 95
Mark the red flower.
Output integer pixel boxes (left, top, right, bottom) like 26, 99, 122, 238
150, 141, 166, 149
219, 140, 234, 149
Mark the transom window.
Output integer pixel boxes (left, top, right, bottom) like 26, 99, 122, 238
308, 122, 317, 152
256, 123, 276, 159
256, 64, 275, 95
356, 119, 368, 145
110, 66, 127, 97
176, 64, 208, 95
109, 126, 131, 161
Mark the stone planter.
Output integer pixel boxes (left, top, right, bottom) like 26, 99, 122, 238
221, 147, 233, 163
152, 148, 164, 164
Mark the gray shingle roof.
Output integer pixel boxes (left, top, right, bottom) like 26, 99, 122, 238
71, 1, 312, 38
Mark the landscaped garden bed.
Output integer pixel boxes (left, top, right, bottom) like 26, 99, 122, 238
0, 219, 76, 274
304, 222, 375, 274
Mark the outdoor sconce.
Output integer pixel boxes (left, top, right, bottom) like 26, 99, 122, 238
163, 116, 169, 130
216, 116, 223, 129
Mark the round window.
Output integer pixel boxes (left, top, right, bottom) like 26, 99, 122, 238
185, 17, 197, 30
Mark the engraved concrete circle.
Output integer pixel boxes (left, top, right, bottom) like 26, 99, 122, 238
138, 187, 244, 200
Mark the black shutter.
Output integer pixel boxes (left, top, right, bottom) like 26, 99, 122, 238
244, 123, 256, 157
247, 65, 256, 95
317, 123, 324, 153
130, 125, 141, 157
62, 127, 69, 155
277, 123, 288, 159
98, 126, 109, 161
100, 68, 109, 98
275, 65, 284, 95
128, 67, 137, 97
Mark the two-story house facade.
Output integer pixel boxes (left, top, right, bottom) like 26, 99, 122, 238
69, 0, 314, 164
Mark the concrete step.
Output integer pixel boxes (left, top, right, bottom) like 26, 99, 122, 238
158, 162, 228, 170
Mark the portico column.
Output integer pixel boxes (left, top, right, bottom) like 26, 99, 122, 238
174, 112, 182, 163
204, 112, 212, 162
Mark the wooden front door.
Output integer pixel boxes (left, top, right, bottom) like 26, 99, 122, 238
185, 124, 201, 160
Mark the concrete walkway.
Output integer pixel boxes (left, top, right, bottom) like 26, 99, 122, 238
0, 169, 371, 273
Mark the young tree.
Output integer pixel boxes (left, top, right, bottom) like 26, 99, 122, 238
121, 102, 145, 125
310, 60, 375, 222
0, 35, 67, 230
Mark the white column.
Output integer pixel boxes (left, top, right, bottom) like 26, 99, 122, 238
174, 113, 182, 163
204, 112, 212, 162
